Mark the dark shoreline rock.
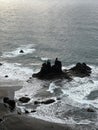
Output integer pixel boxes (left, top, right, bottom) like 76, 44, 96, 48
19, 97, 30, 103
34, 99, 55, 105
19, 50, 24, 53
32, 59, 92, 80
3, 97, 16, 111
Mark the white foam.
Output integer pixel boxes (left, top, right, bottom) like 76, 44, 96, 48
2, 44, 36, 58
41, 57, 50, 61
47, 82, 59, 93
0, 62, 33, 81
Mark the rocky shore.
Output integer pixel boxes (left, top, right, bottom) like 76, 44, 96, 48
0, 60, 94, 130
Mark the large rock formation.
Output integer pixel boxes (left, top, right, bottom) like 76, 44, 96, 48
32, 59, 91, 80
32, 58, 71, 80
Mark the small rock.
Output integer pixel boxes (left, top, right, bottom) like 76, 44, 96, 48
17, 111, 21, 115
87, 108, 95, 112
34, 101, 40, 105
57, 97, 61, 100
3, 97, 16, 111
25, 110, 29, 114
5, 75, 8, 78
31, 110, 36, 113
0, 119, 3, 122
3, 97, 9, 103
19, 97, 30, 103
41, 99, 55, 105
0, 63, 3, 66
20, 50, 24, 53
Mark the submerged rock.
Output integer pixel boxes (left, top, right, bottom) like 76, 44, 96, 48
19, 97, 30, 103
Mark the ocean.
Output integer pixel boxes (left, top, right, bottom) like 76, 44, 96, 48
0, 0, 98, 128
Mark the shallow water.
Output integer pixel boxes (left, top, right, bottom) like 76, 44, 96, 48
0, 0, 98, 128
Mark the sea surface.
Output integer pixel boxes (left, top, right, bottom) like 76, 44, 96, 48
0, 0, 98, 128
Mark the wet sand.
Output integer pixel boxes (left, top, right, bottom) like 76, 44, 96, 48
0, 115, 73, 130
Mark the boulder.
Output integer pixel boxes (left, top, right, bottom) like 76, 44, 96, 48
69, 63, 91, 77
87, 108, 95, 112
19, 97, 30, 103
3, 97, 16, 111
19, 50, 24, 53
34, 99, 55, 105
41, 99, 55, 105
5, 75, 8, 78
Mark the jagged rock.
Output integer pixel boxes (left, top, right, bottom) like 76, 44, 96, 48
32, 59, 92, 80
19, 97, 30, 103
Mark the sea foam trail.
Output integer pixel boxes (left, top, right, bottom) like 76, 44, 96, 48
2, 44, 36, 58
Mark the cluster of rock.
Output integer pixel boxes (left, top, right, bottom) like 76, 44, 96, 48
32, 58, 92, 79
69, 62, 92, 77
33, 58, 71, 80
3, 97, 16, 111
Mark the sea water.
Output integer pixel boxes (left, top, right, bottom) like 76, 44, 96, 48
0, 0, 98, 127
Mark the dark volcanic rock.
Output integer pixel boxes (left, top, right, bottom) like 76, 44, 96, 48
31, 110, 36, 113
41, 99, 55, 105
0, 118, 3, 122
34, 101, 40, 105
19, 50, 24, 53
87, 108, 95, 112
3, 97, 16, 111
19, 97, 30, 103
0, 63, 3, 66
34, 99, 55, 105
69, 63, 92, 77
32, 58, 71, 80
25, 109, 29, 114
5, 75, 8, 78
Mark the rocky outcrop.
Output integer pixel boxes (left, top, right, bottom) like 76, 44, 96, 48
19, 97, 30, 103
69, 63, 92, 77
32, 59, 91, 80
19, 50, 24, 53
3, 97, 16, 111
32, 58, 71, 80
34, 99, 55, 105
